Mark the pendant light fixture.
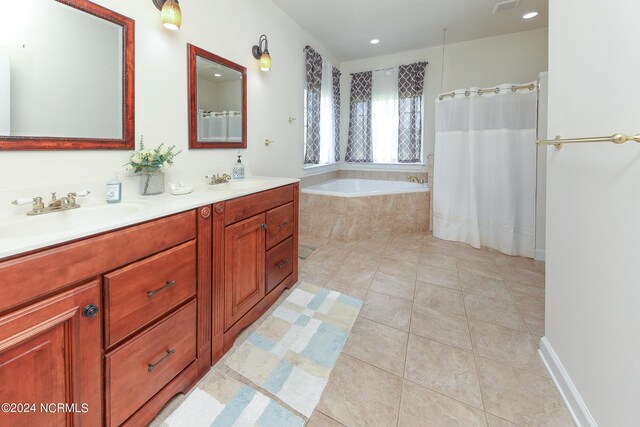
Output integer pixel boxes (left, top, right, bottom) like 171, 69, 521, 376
152, 0, 182, 31
252, 35, 272, 72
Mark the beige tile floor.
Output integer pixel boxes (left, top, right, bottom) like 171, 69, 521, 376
299, 232, 575, 427
152, 232, 575, 427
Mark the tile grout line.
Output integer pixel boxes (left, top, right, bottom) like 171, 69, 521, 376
313, 409, 347, 426
455, 257, 490, 420
395, 275, 417, 427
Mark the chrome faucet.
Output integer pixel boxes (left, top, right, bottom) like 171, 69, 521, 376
12, 191, 90, 216
408, 175, 426, 184
207, 173, 232, 185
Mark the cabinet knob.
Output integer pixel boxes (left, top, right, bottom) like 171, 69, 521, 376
261, 223, 268, 230
82, 304, 99, 318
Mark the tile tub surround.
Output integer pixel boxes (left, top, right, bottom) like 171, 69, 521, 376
338, 169, 427, 183
300, 170, 340, 188
300, 191, 430, 242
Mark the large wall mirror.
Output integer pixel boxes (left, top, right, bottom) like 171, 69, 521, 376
0, 0, 134, 150
188, 44, 246, 149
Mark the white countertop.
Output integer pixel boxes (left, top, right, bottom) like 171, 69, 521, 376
0, 177, 298, 260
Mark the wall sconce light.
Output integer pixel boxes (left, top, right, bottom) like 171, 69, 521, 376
252, 35, 272, 71
152, 0, 182, 31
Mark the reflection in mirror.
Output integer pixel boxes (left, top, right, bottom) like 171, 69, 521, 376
0, 0, 134, 150
188, 44, 246, 149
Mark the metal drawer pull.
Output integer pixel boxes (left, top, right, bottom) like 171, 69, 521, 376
147, 280, 176, 297
261, 223, 268, 230
279, 221, 289, 228
147, 349, 175, 372
277, 259, 289, 268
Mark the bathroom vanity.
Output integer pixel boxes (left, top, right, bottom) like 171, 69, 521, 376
0, 180, 299, 427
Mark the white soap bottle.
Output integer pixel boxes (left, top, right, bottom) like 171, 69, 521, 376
106, 173, 122, 203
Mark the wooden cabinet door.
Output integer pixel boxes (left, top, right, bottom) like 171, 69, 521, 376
224, 213, 265, 330
0, 280, 102, 427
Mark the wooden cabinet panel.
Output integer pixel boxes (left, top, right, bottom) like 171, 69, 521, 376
266, 202, 294, 249
106, 301, 196, 427
0, 210, 196, 314
266, 237, 294, 294
224, 214, 266, 330
225, 186, 293, 225
0, 280, 102, 427
104, 241, 197, 347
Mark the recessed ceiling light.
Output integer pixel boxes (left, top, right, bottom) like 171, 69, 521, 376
214, 73, 222, 77
522, 11, 539, 19
370, 39, 380, 45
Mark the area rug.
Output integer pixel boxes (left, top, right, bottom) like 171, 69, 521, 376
224, 282, 363, 418
297, 244, 316, 259
160, 370, 304, 427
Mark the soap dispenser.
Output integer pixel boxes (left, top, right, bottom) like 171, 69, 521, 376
106, 173, 122, 204
232, 155, 245, 179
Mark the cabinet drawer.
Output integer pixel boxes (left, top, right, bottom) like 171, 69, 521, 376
106, 301, 196, 427
0, 210, 195, 314
266, 202, 294, 249
104, 241, 196, 347
225, 185, 293, 225
266, 237, 294, 294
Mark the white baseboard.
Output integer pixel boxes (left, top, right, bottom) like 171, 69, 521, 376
539, 337, 598, 427
534, 249, 546, 261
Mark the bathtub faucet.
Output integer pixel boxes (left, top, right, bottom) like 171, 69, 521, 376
408, 176, 426, 184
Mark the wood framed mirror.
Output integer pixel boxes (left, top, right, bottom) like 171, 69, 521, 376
0, 0, 134, 150
188, 44, 247, 149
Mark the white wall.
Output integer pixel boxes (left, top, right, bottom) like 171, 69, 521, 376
196, 79, 220, 111
544, 1, 640, 425
0, 0, 336, 198
0, 54, 9, 136
535, 71, 548, 261
197, 79, 241, 112
338, 28, 548, 170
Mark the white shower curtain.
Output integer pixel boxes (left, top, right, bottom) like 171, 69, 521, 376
433, 83, 537, 257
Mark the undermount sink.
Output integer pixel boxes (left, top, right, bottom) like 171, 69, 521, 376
0, 202, 148, 240
209, 179, 267, 191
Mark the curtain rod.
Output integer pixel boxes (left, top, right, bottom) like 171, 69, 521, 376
438, 83, 537, 100
350, 62, 428, 76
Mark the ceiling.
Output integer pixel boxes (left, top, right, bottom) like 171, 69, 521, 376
196, 57, 242, 83
271, 0, 548, 62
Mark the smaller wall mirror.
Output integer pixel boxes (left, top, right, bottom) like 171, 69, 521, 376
188, 44, 246, 149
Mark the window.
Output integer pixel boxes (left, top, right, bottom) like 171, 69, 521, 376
371, 68, 399, 163
345, 62, 427, 164
303, 46, 340, 166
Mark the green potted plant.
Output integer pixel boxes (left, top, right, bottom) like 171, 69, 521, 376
125, 136, 181, 195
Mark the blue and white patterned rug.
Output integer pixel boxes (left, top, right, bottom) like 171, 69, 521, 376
160, 371, 304, 427
161, 282, 362, 426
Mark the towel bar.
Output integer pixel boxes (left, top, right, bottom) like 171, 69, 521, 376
536, 133, 640, 150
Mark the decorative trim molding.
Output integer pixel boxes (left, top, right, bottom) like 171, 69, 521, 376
539, 337, 598, 427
